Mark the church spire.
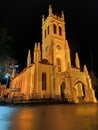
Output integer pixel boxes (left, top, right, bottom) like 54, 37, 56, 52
34, 43, 37, 63
61, 10, 64, 21
34, 42, 41, 63
38, 42, 41, 62
34, 43, 37, 51
38, 42, 41, 51
49, 4, 52, 16
75, 52, 80, 69
27, 49, 31, 67
83, 64, 88, 75
65, 40, 69, 49
42, 15, 45, 25
10, 68, 15, 80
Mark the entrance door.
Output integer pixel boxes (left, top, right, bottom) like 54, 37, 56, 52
60, 82, 65, 99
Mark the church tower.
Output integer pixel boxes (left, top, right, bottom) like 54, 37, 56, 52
42, 5, 71, 72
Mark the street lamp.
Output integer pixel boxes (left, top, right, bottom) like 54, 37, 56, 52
5, 72, 10, 88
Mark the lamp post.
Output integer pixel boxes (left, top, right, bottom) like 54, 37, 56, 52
5, 72, 10, 88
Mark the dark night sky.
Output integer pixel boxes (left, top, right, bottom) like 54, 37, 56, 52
0, 0, 98, 76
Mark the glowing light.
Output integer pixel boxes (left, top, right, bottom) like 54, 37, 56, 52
5, 73, 10, 79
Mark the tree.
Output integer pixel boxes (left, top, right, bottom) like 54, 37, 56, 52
0, 27, 18, 84
89, 71, 98, 99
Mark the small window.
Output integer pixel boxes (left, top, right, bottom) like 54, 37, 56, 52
59, 26, 62, 35
53, 24, 57, 34
42, 72, 46, 90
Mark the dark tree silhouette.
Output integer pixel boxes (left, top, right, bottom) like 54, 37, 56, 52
89, 71, 98, 99
0, 27, 18, 84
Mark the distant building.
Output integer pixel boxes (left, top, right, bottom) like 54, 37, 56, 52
9, 5, 97, 103
0, 84, 9, 100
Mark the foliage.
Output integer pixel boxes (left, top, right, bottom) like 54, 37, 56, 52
89, 71, 98, 89
0, 27, 18, 84
89, 71, 98, 99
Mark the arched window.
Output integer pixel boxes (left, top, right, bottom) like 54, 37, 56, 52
59, 26, 62, 35
75, 82, 85, 97
60, 82, 65, 99
53, 24, 57, 34
48, 26, 49, 34
42, 72, 46, 90
44, 29, 46, 38
56, 58, 61, 72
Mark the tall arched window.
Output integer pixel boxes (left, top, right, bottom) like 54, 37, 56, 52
48, 26, 49, 34
59, 26, 62, 35
53, 24, 57, 34
56, 58, 61, 72
42, 72, 46, 90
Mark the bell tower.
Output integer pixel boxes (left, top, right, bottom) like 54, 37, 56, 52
42, 5, 71, 72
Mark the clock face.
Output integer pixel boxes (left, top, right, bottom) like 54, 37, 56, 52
56, 45, 61, 50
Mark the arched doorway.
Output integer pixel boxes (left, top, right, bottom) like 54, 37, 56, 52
60, 82, 65, 99
74, 82, 85, 102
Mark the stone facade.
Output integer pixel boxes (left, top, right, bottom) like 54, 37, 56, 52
9, 5, 97, 103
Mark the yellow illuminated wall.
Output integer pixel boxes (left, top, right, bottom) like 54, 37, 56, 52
9, 5, 97, 103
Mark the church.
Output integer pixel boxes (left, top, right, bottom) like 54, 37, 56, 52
9, 5, 97, 103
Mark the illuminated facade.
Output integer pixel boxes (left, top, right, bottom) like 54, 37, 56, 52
9, 5, 97, 103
